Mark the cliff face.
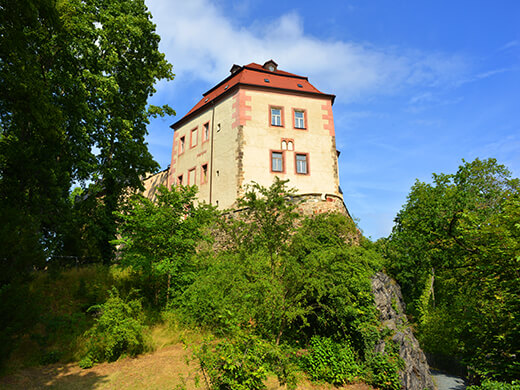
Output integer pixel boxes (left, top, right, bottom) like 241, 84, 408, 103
371, 272, 435, 390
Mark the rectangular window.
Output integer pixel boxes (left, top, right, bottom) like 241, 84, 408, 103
179, 136, 185, 154
203, 122, 209, 142
177, 175, 183, 185
190, 128, 198, 148
188, 168, 196, 185
201, 163, 208, 184
294, 110, 305, 129
270, 107, 282, 127
296, 153, 308, 174
271, 151, 283, 172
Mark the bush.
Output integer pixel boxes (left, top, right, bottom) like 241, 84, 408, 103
196, 334, 269, 390
468, 380, 520, 390
301, 336, 360, 385
80, 288, 146, 366
365, 351, 402, 390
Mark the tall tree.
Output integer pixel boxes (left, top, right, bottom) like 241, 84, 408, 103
0, 0, 174, 279
386, 158, 520, 381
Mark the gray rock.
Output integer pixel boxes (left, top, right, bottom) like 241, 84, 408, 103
372, 272, 435, 390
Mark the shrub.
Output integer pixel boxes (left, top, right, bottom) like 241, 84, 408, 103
301, 336, 360, 385
196, 334, 269, 390
365, 351, 402, 390
468, 380, 520, 390
80, 288, 146, 366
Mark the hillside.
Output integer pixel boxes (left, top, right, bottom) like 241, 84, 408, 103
0, 344, 375, 390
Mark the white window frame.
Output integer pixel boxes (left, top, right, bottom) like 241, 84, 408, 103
271, 108, 282, 127
294, 110, 305, 129
296, 153, 308, 174
271, 151, 283, 172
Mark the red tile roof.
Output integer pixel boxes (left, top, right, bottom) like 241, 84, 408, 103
171, 62, 335, 129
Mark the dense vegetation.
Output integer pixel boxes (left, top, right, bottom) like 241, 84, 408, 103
0, 179, 405, 389
0, 0, 172, 371
0, 0, 173, 283
383, 158, 520, 384
2, 1, 518, 388
100, 178, 402, 388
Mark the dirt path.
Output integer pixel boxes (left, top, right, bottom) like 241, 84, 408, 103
0, 344, 197, 390
0, 344, 374, 390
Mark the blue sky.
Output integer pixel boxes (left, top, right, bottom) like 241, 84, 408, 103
144, 0, 520, 239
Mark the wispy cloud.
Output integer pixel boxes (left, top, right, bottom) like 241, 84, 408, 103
407, 92, 463, 112
146, 0, 468, 102
474, 67, 511, 79
498, 40, 519, 52
455, 67, 514, 87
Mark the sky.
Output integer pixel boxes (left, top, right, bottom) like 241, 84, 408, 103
143, 0, 520, 239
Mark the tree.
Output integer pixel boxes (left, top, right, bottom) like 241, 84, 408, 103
386, 158, 520, 381
184, 179, 382, 350
0, 0, 174, 278
226, 177, 299, 273
114, 185, 215, 307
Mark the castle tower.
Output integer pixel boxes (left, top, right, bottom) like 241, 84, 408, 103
164, 60, 346, 214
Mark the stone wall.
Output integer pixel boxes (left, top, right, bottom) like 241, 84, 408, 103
293, 193, 352, 218
371, 272, 435, 390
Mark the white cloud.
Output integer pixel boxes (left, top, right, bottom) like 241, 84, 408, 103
146, 0, 468, 102
498, 40, 519, 52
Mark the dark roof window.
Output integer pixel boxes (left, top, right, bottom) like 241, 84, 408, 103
297, 83, 303, 88
263, 59, 278, 71
264, 78, 270, 83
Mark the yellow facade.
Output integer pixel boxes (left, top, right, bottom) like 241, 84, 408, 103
163, 62, 343, 210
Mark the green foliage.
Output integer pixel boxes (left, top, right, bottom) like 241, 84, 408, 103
182, 227, 382, 351
0, 283, 41, 369
301, 336, 360, 385
0, 265, 132, 371
181, 180, 385, 388
0, 0, 174, 275
115, 185, 216, 307
196, 334, 269, 390
1, 178, 398, 388
225, 177, 299, 267
196, 331, 296, 390
386, 158, 520, 381
468, 380, 520, 390
81, 288, 146, 366
365, 351, 402, 390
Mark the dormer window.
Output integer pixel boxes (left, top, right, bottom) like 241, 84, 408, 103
263, 59, 278, 72
230, 64, 241, 74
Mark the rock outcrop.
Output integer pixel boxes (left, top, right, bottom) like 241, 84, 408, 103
371, 272, 435, 390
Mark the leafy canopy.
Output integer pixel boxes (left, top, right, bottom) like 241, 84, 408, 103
386, 158, 520, 381
0, 0, 174, 277
115, 185, 215, 307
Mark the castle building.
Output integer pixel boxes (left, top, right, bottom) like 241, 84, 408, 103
147, 60, 348, 215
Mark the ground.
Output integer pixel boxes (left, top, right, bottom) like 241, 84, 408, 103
0, 343, 375, 390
